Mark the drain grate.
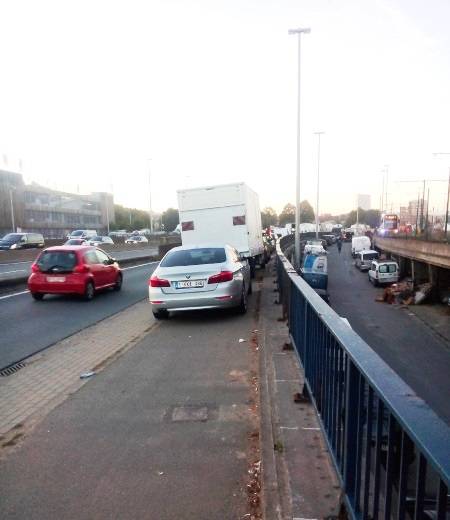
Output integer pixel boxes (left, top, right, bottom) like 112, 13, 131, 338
0, 362, 26, 377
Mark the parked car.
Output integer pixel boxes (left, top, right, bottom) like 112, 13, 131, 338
88, 236, 114, 246
368, 260, 399, 286
66, 229, 97, 240
148, 244, 251, 319
304, 240, 327, 255
0, 232, 45, 250
64, 238, 88, 246
355, 250, 379, 271
125, 235, 148, 244
28, 246, 122, 300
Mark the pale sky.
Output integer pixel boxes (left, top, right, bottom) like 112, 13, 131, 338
1, 0, 449, 216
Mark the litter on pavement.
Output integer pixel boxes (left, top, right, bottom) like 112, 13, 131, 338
80, 371, 96, 379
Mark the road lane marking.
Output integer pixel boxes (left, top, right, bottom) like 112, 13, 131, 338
122, 262, 158, 271
0, 269, 27, 275
0, 261, 158, 301
0, 290, 29, 300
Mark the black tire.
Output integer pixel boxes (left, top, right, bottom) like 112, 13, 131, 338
237, 284, 248, 314
113, 273, 123, 291
247, 280, 252, 295
153, 309, 169, 320
84, 281, 95, 301
31, 292, 44, 301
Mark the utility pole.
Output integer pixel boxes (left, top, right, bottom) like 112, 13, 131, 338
289, 27, 311, 269
433, 153, 450, 239
9, 188, 15, 232
148, 162, 154, 234
314, 131, 324, 239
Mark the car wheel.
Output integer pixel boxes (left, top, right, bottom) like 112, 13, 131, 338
31, 292, 44, 301
153, 309, 169, 320
237, 284, 248, 314
113, 273, 123, 291
84, 281, 95, 301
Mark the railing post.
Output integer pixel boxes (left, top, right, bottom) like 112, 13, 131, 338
343, 358, 359, 506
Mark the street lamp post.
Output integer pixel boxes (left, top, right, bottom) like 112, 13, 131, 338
148, 160, 154, 234
433, 153, 450, 238
9, 188, 15, 232
289, 27, 311, 269
314, 131, 324, 238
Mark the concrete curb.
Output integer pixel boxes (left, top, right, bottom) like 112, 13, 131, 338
0, 254, 159, 288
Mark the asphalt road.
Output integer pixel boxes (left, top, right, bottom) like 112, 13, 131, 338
328, 241, 450, 426
0, 262, 157, 370
0, 247, 158, 277
0, 281, 258, 519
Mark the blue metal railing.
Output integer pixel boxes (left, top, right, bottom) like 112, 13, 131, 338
276, 243, 450, 520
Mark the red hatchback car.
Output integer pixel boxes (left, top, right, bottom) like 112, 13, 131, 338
28, 246, 122, 301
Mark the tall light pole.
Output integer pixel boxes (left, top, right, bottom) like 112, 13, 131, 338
289, 27, 311, 268
9, 188, 15, 232
148, 159, 154, 234
314, 131, 324, 238
433, 153, 450, 237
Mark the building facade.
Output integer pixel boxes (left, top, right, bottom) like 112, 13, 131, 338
0, 170, 115, 238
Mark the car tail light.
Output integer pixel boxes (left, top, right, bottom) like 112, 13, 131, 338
208, 271, 234, 284
74, 264, 90, 273
31, 263, 40, 273
149, 275, 170, 287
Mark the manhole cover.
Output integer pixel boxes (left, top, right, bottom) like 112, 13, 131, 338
172, 406, 208, 422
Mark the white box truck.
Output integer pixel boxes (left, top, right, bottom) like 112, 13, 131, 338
177, 182, 265, 277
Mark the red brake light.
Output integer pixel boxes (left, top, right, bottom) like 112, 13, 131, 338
149, 275, 170, 287
208, 271, 234, 284
74, 264, 90, 274
31, 263, 40, 273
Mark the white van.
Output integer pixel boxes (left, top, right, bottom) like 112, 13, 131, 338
368, 260, 399, 286
351, 235, 371, 257
355, 250, 379, 271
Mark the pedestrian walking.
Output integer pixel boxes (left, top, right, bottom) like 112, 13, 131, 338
337, 239, 342, 254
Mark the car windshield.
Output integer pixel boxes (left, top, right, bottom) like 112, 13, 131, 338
363, 253, 379, 261
91, 236, 102, 241
70, 231, 83, 237
160, 248, 226, 267
66, 239, 83, 245
1, 233, 22, 242
37, 251, 77, 273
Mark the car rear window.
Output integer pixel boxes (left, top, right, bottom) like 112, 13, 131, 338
379, 264, 397, 273
37, 251, 77, 273
362, 253, 379, 261
160, 248, 226, 267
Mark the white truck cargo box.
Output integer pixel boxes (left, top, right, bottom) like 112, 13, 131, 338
177, 183, 264, 262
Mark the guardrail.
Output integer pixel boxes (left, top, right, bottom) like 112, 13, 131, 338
276, 242, 450, 519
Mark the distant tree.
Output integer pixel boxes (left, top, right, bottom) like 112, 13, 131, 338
344, 208, 381, 228
162, 208, 179, 232
278, 203, 296, 226
261, 207, 278, 228
112, 205, 150, 231
300, 200, 315, 223
278, 201, 315, 226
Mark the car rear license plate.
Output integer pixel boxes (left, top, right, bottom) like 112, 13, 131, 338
175, 280, 204, 289
47, 276, 66, 282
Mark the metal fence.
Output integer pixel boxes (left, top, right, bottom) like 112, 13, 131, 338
276, 243, 450, 520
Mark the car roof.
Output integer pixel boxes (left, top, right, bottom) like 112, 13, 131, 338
360, 249, 378, 254
43, 245, 95, 252
167, 243, 231, 252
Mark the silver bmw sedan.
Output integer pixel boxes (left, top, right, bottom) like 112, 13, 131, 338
148, 244, 251, 319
